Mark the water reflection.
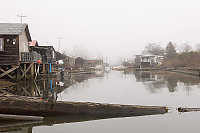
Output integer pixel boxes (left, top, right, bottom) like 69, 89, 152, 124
0, 71, 106, 102
0, 112, 167, 133
123, 71, 200, 94
1, 70, 200, 133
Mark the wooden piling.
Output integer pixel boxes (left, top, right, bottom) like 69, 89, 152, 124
24, 64, 27, 79
42, 64, 46, 74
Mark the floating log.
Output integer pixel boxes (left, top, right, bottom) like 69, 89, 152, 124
0, 114, 43, 121
178, 107, 200, 112
0, 94, 168, 117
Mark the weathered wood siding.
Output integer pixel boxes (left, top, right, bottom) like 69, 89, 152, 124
0, 35, 19, 65
19, 31, 29, 61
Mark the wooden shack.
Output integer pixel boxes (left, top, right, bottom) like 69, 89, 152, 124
0, 23, 35, 80
29, 46, 57, 74
0, 23, 31, 65
29, 46, 56, 64
75, 57, 85, 68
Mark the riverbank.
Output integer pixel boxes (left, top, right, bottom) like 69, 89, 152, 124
119, 66, 200, 77
166, 68, 200, 77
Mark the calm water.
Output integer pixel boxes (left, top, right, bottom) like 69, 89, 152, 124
3, 70, 200, 133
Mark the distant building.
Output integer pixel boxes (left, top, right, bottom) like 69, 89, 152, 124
75, 57, 85, 68
0, 23, 32, 65
64, 56, 75, 67
135, 55, 164, 68
84, 59, 103, 68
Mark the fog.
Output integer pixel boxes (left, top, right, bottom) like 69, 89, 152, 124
1, 0, 200, 64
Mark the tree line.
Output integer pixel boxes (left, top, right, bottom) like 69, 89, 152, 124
142, 42, 200, 68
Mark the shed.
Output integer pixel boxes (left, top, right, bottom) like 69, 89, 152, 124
0, 23, 31, 65
75, 57, 85, 68
29, 46, 56, 64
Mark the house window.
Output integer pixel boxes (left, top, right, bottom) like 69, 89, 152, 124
52, 51, 55, 58
0, 38, 4, 51
12, 39, 16, 45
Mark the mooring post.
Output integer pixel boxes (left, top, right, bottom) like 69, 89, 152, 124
16, 66, 21, 81
24, 64, 27, 79
31, 63, 34, 77
43, 64, 46, 74
49, 63, 52, 73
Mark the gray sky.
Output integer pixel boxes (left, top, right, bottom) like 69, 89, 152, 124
1, 0, 200, 64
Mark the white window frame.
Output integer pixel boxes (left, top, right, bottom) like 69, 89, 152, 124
52, 51, 55, 58
0, 38, 4, 51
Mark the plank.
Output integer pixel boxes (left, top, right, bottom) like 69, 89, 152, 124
0, 114, 43, 121
0, 66, 19, 79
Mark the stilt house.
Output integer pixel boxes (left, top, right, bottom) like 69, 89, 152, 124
0, 23, 32, 65
29, 46, 56, 64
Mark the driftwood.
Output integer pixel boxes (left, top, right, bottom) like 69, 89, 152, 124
0, 94, 168, 117
178, 107, 200, 112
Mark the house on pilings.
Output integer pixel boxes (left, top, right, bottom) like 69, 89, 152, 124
29, 46, 56, 64
0, 23, 31, 65
0, 23, 35, 80
29, 46, 57, 74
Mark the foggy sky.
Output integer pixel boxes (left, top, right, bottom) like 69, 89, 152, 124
1, 0, 200, 64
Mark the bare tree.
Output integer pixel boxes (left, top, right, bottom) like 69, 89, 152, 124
179, 43, 192, 53
142, 43, 164, 55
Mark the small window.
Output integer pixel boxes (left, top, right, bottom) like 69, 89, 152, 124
6, 39, 10, 44
0, 38, 4, 51
12, 39, 16, 45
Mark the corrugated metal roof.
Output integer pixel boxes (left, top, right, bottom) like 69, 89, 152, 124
0, 23, 27, 35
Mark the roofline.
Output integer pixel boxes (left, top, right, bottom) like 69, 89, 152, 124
25, 25, 32, 41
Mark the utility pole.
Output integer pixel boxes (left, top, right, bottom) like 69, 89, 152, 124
57, 37, 63, 52
17, 14, 27, 24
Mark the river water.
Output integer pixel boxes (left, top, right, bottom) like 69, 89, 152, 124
3, 70, 200, 133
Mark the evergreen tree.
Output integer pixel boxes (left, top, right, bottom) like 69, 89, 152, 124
166, 42, 177, 58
